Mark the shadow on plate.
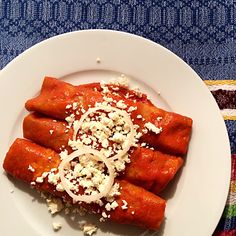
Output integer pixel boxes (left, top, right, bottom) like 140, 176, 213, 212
160, 162, 185, 200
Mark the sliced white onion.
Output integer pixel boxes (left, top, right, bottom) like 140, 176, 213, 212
72, 106, 135, 160
58, 148, 114, 203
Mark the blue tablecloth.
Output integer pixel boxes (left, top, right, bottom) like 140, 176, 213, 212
0, 1, 235, 235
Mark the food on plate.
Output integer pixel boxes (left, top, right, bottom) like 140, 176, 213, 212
3, 76, 192, 233
23, 112, 184, 194
25, 77, 192, 155
3, 138, 166, 230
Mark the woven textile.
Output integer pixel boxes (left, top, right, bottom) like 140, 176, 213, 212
0, 1, 235, 235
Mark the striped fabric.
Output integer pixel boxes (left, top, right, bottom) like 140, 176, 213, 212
0, 1, 235, 235
205, 80, 236, 120
207, 80, 236, 236
214, 156, 236, 236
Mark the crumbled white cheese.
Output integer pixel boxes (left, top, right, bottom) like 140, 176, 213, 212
65, 114, 75, 125
101, 139, 109, 148
108, 111, 119, 121
66, 104, 72, 109
100, 116, 113, 127
135, 132, 143, 139
121, 200, 128, 210
114, 160, 126, 172
111, 86, 120, 91
132, 87, 143, 98
106, 183, 120, 202
56, 183, 65, 192
103, 96, 113, 103
127, 106, 137, 112
101, 84, 110, 94
108, 74, 129, 88
137, 114, 142, 119
105, 200, 119, 211
102, 211, 108, 218
72, 102, 78, 110
59, 150, 68, 160
28, 165, 35, 172
42, 172, 49, 178
133, 124, 140, 130
81, 223, 98, 236
49, 129, 54, 134
142, 128, 148, 134
116, 100, 127, 109
48, 172, 60, 185
52, 222, 62, 231
46, 197, 64, 215
111, 132, 125, 143
144, 122, 162, 134
111, 200, 119, 209
124, 93, 130, 99
35, 176, 44, 183
82, 137, 92, 145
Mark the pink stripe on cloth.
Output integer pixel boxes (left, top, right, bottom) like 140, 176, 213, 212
231, 155, 236, 181
214, 229, 236, 236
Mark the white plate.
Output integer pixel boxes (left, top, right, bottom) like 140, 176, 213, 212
0, 30, 231, 236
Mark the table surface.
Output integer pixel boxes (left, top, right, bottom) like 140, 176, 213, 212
0, 1, 235, 235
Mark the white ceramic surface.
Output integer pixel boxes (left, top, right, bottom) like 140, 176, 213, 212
0, 30, 231, 236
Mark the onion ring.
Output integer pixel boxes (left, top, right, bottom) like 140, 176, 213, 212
72, 106, 135, 160
58, 148, 114, 203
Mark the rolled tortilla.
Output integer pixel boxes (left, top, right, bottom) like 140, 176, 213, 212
3, 138, 166, 230
25, 77, 192, 155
